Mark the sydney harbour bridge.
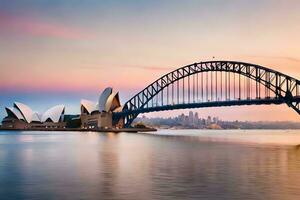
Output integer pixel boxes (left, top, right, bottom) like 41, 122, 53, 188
114, 61, 300, 127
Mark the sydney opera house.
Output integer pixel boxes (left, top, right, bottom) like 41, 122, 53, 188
1, 87, 123, 130
2, 102, 66, 129
80, 87, 123, 129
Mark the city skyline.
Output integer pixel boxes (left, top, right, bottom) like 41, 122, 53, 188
1, 0, 300, 121
135, 111, 300, 129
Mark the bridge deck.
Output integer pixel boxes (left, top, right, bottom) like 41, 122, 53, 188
116, 98, 297, 116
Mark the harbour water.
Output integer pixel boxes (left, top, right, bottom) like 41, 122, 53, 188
1, 130, 300, 200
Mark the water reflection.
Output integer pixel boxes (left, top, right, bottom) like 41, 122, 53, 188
0, 130, 300, 199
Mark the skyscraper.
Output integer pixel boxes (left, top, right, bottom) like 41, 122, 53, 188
207, 116, 212, 125
189, 111, 194, 125
194, 112, 199, 125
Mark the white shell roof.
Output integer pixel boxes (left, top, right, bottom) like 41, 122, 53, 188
31, 112, 41, 122
41, 105, 65, 123
105, 92, 120, 112
80, 99, 97, 114
5, 107, 24, 120
98, 87, 112, 112
14, 102, 34, 123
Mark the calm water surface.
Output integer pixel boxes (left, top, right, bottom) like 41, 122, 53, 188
1, 129, 300, 200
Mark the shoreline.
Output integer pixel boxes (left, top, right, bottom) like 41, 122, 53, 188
0, 127, 157, 133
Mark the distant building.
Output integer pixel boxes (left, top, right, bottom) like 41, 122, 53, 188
188, 111, 194, 124
207, 116, 212, 125
213, 117, 219, 124
194, 112, 199, 125
179, 113, 185, 124
2, 102, 66, 129
201, 118, 206, 126
184, 115, 189, 126
80, 87, 123, 129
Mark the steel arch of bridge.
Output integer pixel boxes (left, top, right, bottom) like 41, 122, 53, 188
114, 61, 300, 127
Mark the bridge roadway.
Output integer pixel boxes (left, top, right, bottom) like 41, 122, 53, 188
115, 96, 300, 116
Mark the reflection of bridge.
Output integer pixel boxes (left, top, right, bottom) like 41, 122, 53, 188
114, 61, 300, 127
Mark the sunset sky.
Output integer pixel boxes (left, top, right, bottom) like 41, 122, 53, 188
0, 0, 300, 121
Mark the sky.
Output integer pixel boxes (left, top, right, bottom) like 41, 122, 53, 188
0, 0, 300, 121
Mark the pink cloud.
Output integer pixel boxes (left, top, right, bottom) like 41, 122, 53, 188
0, 12, 93, 40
